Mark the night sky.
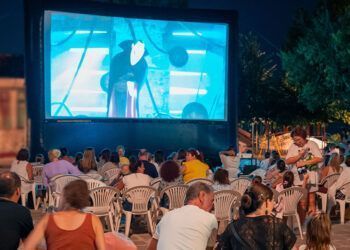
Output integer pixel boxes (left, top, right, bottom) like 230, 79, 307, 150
0, 0, 317, 54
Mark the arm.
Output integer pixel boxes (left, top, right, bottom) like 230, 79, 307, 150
23, 214, 49, 250
26, 163, 34, 180
296, 156, 323, 168
285, 149, 307, 165
147, 238, 158, 250
92, 214, 106, 250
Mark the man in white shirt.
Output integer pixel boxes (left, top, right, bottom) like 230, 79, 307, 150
147, 182, 218, 250
219, 147, 240, 178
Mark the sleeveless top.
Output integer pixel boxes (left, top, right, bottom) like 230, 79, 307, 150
45, 213, 96, 250
10, 160, 32, 193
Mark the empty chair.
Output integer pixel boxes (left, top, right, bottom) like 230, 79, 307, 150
122, 186, 157, 237
279, 186, 305, 239
85, 179, 107, 190
316, 173, 340, 212
230, 177, 251, 195
158, 184, 189, 215
185, 178, 213, 186
213, 190, 241, 234
86, 187, 120, 232
335, 181, 350, 224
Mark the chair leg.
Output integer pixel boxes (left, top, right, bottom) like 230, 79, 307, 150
338, 200, 345, 224
32, 186, 37, 210
108, 212, 115, 232
115, 214, 121, 233
21, 194, 26, 207
321, 194, 327, 212
124, 212, 132, 237
147, 211, 154, 235
295, 214, 303, 240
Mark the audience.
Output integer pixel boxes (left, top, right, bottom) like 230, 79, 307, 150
320, 153, 342, 181
97, 148, 111, 170
259, 151, 271, 171
147, 183, 218, 250
153, 150, 165, 174
265, 159, 287, 188
73, 151, 83, 166
251, 175, 262, 185
0, 171, 34, 250
117, 145, 129, 165
219, 146, 240, 178
176, 148, 186, 165
24, 180, 105, 250
158, 160, 183, 191
78, 147, 98, 174
275, 171, 294, 219
59, 147, 74, 164
298, 213, 335, 250
10, 148, 33, 196
138, 150, 159, 178
218, 183, 296, 249
212, 168, 231, 191
100, 151, 119, 175
42, 149, 81, 186
182, 148, 209, 183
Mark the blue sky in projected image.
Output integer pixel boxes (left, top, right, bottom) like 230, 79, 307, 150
48, 11, 228, 120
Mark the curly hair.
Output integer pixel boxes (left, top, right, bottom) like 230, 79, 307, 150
160, 160, 181, 182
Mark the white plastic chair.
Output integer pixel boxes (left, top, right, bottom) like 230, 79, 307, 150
103, 169, 120, 184
185, 178, 213, 186
213, 190, 241, 234
18, 175, 38, 210
272, 188, 279, 203
150, 177, 161, 190
86, 187, 120, 232
50, 175, 81, 208
279, 186, 305, 239
230, 177, 251, 195
316, 173, 340, 212
159, 184, 188, 215
85, 179, 107, 190
122, 186, 157, 237
335, 181, 350, 224
86, 173, 103, 181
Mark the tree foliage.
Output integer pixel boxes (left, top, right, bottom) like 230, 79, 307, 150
281, 0, 350, 124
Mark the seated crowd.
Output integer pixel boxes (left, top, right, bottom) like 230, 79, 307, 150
2, 126, 348, 249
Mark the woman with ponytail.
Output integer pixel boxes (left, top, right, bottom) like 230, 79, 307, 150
218, 183, 296, 250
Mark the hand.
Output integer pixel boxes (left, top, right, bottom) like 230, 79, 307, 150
296, 161, 305, 168
299, 148, 308, 158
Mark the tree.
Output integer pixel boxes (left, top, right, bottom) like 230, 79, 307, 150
281, 0, 350, 124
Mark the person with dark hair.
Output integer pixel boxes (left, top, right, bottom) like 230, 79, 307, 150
286, 126, 323, 218
176, 148, 186, 165
0, 171, 34, 250
147, 182, 217, 250
275, 171, 295, 219
74, 152, 83, 166
182, 148, 209, 183
218, 183, 296, 249
298, 213, 335, 250
159, 160, 183, 190
167, 151, 177, 161
212, 168, 231, 191
24, 180, 105, 249
259, 151, 271, 170
265, 159, 287, 188
320, 153, 342, 181
117, 160, 151, 191
10, 148, 33, 196
100, 151, 120, 176
181, 102, 209, 120
97, 148, 111, 170
252, 175, 262, 185
138, 150, 158, 178
59, 147, 74, 164
219, 146, 240, 178
270, 150, 280, 166
152, 150, 165, 174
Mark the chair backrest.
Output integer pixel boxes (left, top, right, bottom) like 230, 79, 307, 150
279, 187, 305, 215
104, 168, 120, 180
186, 178, 213, 186
32, 165, 43, 177
52, 175, 81, 193
150, 177, 161, 189
214, 190, 241, 221
85, 179, 107, 190
78, 174, 92, 179
89, 187, 119, 207
272, 188, 279, 203
230, 178, 251, 195
99, 164, 118, 176
123, 186, 157, 213
320, 173, 340, 188
160, 184, 189, 210
339, 181, 350, 197
86, 173, 103, 181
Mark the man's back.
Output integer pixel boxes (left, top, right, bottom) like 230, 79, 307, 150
154, 205, 217, 250
0, 199, 33, 250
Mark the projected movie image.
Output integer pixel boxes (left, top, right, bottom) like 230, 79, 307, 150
45, 11, 229, 120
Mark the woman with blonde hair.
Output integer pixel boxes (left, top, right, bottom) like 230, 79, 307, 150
78, 148, 98, 174
298, 212, 335, 250
320, 153, 342, 181
24, 180, 106, 249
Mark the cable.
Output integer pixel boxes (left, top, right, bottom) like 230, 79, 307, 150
52, 30, 76, 47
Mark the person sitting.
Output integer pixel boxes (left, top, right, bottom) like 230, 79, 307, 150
97, 148, 111, 170
78, 147, 98, 174
319, 153, 342, 181
275, 171, 294, 219
24, 180, 105, 250
158, 160, 183, 191
59, 147, 74, 164
10, 148, 34, 202
0, 171, 34, 250
182, 148, 209, 183
298, 213, 335, 250
251, 175, 262, 185
73, 152, 83, 166
176, 148, 186, 166
265, 159, 287, 188
212, 169, 231, 191
219, 146, 240, 178
138, 150, 158, 178
111, 161, 131, 187
42, 149, 81, 186
100, 151, 119, 175
167, 151, 177, 161
218, 183, 296, 249
259, 151, 271, 171
147, 183, 218, 250
117, 145, 129, 166
152, 150, 165, 175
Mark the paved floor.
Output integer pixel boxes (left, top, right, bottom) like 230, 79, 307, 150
31, 210, 350, 250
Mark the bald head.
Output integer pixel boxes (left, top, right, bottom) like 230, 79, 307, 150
0, 171, 21, 199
